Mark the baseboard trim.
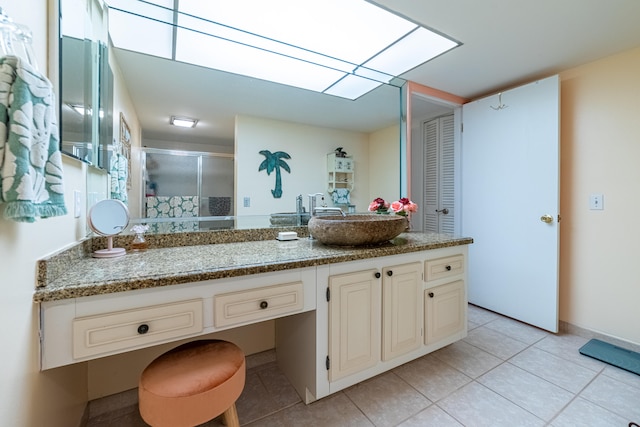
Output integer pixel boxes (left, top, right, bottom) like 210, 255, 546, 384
559, 320, 640, 353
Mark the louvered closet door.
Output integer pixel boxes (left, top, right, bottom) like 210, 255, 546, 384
423, 115, 455, 233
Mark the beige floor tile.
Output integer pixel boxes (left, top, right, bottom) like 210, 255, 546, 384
463, 325, 530, 360
397, 404, 464, 426
483, 316, 549, 345
467, 319, 481, 331
579, 374, 640, 421
256, 364, 302, 408
601, 364, 640, 390
509, 346, 598, 393
235, 367, 299, 425
437, 381, 545, 427
245, 393, 373, 427
534, 333, 606, 371
467, 303, 502, 326
393, 353, 471, 402
550, 396, 628, 427
433, 340, 502, 378
477, 362, 574, 421
344, 371, 431, 426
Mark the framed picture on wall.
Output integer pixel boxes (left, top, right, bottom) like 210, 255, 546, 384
120, 112, 132, 190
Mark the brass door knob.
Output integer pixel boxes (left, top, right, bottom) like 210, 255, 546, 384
540, 214, 553, 224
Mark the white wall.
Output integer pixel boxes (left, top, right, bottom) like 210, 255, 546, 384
0, 2, 88, 426
111, 49, 143, 218
369, 124, 401, 203
559, 47, 640, 345
235, 115, 371, 219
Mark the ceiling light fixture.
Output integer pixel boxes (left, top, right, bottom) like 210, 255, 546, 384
107, 0, 460, 100
170, 116, 198, 128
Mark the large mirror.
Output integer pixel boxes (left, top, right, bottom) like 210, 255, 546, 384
59, 0, 113, 167
61, 1, 414, 233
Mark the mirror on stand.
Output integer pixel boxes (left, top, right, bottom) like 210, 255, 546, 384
88, 199, 129, 258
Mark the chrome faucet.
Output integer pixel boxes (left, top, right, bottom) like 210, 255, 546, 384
308, 193, 324, 216
313, 206, 346, 217
295, 194, 304, 226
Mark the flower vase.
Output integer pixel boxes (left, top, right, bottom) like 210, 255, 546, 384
130, 233, 148, 252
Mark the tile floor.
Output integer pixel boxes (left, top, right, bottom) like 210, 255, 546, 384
87, 304, 640, 426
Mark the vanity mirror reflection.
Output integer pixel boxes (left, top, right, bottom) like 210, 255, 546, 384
59, 0, 113, 168
59, 1, 426, 235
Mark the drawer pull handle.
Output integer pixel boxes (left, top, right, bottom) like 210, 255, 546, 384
445, 265, 452, 271
374, 272, 381, 278
428, 292, 434, 298
260, 300, 269, 309
386, 270, 393, 277
137, 324, 149, 334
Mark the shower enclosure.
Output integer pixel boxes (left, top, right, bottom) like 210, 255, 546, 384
142, 148, 234, 231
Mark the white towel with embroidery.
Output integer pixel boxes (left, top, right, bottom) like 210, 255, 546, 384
0, 55, 67, 222
331, 188, 350, 205
109, 153, 128, 204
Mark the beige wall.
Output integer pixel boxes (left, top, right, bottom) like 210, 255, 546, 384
2, 1, 639, 424
0, 2, 88, 427
369, 124, 401, 203
559, 46, 640, 345
235, 115, 371, 218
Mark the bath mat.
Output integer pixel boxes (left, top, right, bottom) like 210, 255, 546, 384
579, 339, 640, 376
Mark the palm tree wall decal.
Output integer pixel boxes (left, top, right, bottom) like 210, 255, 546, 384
258, 150, 291, 198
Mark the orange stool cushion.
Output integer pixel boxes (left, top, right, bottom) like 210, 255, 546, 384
139, 340, 245, 427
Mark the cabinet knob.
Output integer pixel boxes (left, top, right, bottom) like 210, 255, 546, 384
386, 270, 393, 277
428, 292, 434, 298
374, 272, 381, 278
260, 300, 269, 309
137, 324, 149, 334
445, 265, 452, 271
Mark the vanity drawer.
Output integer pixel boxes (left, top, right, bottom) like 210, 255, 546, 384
425, 255, 464, 282
72, 299, 203, 359
214, 282, 304, 327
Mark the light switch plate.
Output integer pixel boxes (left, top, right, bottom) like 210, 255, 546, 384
74, 190, 81, 218
589, 194, 604, 210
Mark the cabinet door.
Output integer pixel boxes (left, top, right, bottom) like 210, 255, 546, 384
425, 280, 465, 345
329, 269, 380, 382
382, 262, 422, 361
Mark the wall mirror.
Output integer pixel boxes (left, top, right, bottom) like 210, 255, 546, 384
59, 0, 445, 234
59, 0, 113, 168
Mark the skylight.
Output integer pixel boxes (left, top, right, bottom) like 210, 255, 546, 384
106, 0, 460, 100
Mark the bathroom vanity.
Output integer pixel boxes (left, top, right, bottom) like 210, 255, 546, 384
35, 230, 471, 403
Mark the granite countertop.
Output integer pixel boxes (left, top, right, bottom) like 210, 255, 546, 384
34, 232, 472, 303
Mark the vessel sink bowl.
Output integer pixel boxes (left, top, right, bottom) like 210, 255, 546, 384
308, 214, 408, 246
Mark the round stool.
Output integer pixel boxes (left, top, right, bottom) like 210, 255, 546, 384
139, 340, 245, 427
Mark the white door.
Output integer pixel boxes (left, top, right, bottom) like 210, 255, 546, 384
461, 75, 560, 332
423, 115, 456, 233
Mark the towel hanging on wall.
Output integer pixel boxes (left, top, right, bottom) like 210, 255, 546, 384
0, 55, 67, 222
109, 153, 128, 204
331, 188, 350, 205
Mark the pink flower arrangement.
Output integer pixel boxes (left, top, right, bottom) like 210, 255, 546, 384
368, 197, 390, 214
390, 197, 418, 217
368, 197, 418, 217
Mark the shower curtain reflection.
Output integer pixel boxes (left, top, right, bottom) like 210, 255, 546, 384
142, 148, 234, 232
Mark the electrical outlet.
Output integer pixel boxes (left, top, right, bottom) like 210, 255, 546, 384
589, 194, 604, 210
243, 197, 250, 207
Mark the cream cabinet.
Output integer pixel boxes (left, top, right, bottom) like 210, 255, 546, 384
40, 268, 316, 369
382, 262, 422, 361
327, 261, 422, 382
425, 280, 465, 345
328, 269, 380, 382
424, 254, 466, 346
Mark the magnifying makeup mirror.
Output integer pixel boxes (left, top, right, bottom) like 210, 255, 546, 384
88, 199, 130, 258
